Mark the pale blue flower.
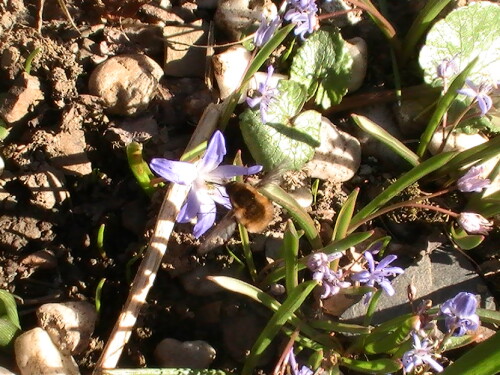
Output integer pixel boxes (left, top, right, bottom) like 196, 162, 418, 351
246, 65, 278, 123
457, 80, 493, 116
436, 56, 459, 80
351, 252, 404, 297
441, 292, 479, 336
254, 15, 281, 47
284, 0, 318, 40
457, 165, 491, 193
402, 334, 443, 373
150, 131, 262, 238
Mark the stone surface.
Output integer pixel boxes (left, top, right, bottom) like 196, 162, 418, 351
89, 54, 163, 115
163, 20, 208, 77
215, 0, 277, 40
341, 248, 496, 324
212, 46, 252, 99
18, 166, 69, 209
154, 338, 216, 369
428, 126, 488, 154
0, 72, 44, 124
346, 37, 367, 92
15, 327, 80, 375
0, 367, 16, 375
36, 301, 97, 355
305, 117, 361, 182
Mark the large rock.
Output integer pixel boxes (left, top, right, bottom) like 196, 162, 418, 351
341, 249, 496, 324
305, 117, 361, 182
89, 54, 163, 115
36, 301, 97, 355
15, 328, 80, 375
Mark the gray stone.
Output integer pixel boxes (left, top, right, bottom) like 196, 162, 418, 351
154, 338, 216, 369
341, 248, 496, 324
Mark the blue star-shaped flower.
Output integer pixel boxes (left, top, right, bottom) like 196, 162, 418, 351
150, 131, 262, 237
441, 292, 480, 336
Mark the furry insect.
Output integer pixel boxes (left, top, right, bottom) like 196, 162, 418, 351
197, 169, 282, 254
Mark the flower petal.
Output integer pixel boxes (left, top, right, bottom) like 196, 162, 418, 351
150, 159, 197, 185
177, 189, 200, 222
199, 130, 226, 173
193, 198, 217, 238
210, 164, 262, 180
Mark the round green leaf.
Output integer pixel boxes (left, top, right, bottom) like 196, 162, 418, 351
290, 27, 352, 109
240, 80, 321, 170
419, 2, 500, 86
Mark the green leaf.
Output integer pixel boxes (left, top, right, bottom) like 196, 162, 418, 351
240, 80, 321, 171
102, 370, 229, 375
419, 1, 500, 86
260, 183, 322, 249
477, 308, 500, 325
290, 27, 352, 109
352, 114, 420, 166
441, 331, 500, 375
362, 315, 418, 354
332, 188, 359, 241
349, 152, 457, 231
340, 357, 402, 374
283, 220, 299, 292
0, 290, 21, 347
401, 0, 452, 63
242, 281, 318, 375
126, 142, 157, 197
417, 57, 478, 157
450, 225, 484, 250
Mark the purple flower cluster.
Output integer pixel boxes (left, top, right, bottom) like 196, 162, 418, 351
246, 65, 279, 124
351, 252, 404, 298
307, 252, 350, 298
149, 131, 262, 238
441, 292, 479, 336
284, 0, 319, 40
457, 165, 491, 193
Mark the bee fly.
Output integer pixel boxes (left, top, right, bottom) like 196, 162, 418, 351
197, 168, 283, 254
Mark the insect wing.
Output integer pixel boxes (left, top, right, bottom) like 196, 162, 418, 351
197, 212, 237, 255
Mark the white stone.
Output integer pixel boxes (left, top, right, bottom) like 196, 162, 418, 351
288, 186, 313, 208
215, 0, 277, 40
346, 37, 367, 92
36, 301, 97, 355
154, 338, 216, 369
89, 54, 163, 115
212, 46, 252, 99
15, 328, 80, 375
305, 117, 361, 182
0, 366, 16, 375
428, 127, 488, 154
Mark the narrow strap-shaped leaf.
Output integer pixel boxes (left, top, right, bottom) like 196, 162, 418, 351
261, 184, 322, 249
284, 220, 299, 292
340, 357, 402, 374
349, 152, 457, 231
417, 57, 478, 157
441, 331, 500, 375
126, 142, 157, 197
332, 188, 359, 241
352, 114, 420, 166
242, 281, 318, 375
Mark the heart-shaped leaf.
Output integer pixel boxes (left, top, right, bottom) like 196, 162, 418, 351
240, 80, 321, 170
290, 27, 352, 109
419, 2, 500, 86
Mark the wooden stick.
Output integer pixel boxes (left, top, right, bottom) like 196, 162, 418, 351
94, 103, 223, 372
